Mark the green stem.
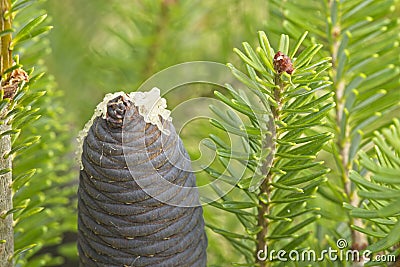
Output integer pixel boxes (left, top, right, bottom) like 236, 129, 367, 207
256, 74, 282, 267
1, 0, 12, 76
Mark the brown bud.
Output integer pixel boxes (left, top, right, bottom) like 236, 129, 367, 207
273, 51, 294, 75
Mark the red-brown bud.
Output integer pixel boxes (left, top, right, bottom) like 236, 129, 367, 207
273, 51, 294, 75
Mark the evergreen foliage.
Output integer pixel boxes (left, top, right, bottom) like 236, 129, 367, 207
206, 31, 334, 266
1, 0, 397, 266
0, 0, 75, 266
346, 119, 400, 266
206, 0, 400, 265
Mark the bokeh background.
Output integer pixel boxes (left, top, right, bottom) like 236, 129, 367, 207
45, 0, 270, 127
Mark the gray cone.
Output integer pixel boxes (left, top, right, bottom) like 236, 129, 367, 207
78, 95, 207, 266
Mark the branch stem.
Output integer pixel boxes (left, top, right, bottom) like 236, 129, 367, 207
256, 178, 269, 267
255, 74, 282, 267
0, 0, 12, 76
0, 123, 13, 267
0, 1, 13, 266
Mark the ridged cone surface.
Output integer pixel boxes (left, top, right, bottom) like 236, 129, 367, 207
78, 95, 207, 266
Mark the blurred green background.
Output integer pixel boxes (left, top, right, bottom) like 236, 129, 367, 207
42, 0, 271, 265
44, 0, 269, 127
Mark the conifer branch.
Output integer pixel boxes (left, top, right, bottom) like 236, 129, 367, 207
0, 1, 13, 266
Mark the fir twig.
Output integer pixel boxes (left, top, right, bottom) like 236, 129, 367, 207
0, 1, 13, 266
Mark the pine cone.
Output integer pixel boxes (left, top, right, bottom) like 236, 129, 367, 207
78, 91, 207, 266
